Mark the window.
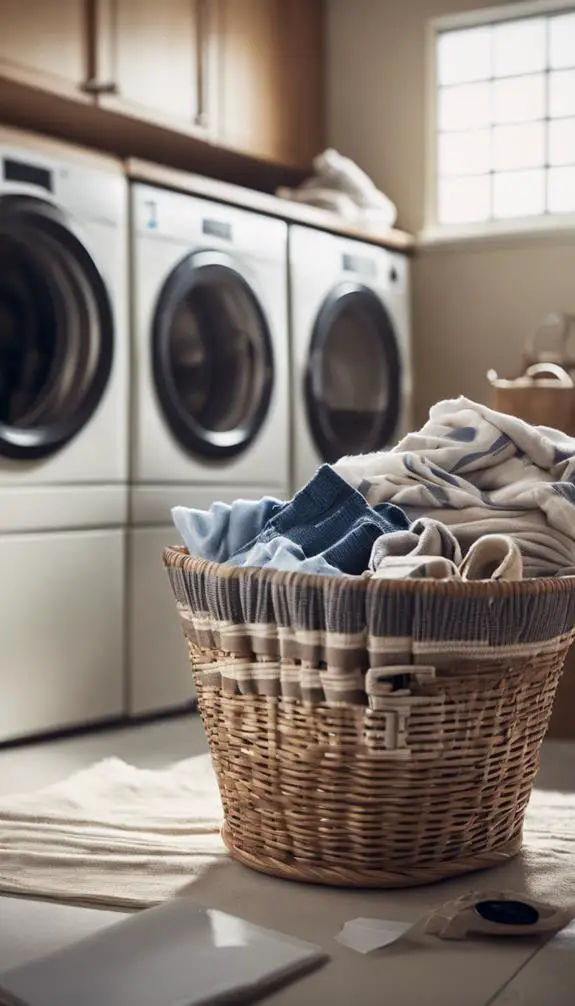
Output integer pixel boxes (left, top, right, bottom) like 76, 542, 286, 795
431, 3, 575, 229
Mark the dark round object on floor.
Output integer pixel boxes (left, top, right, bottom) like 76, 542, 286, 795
474, 900, 540, 926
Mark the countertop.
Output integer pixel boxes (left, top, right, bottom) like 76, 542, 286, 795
0, 718, 573, 1006
125, 157, 415, 255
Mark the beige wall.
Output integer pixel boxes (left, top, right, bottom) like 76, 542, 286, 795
326, 0, 575, 425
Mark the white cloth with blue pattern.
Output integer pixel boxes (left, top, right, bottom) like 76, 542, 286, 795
335, 397, 575, 579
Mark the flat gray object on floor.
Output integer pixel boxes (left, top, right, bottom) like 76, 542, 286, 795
0, 899, 129, 974
0, 898, 327, 1006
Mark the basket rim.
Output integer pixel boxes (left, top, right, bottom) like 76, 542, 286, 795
163, 545, 575, 599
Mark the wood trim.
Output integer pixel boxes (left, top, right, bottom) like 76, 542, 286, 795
0, 76, 306, 192
126, 157, 415, 253
0, 59, 93, 104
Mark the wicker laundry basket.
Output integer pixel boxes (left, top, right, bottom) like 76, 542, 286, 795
163, 546, 575, 888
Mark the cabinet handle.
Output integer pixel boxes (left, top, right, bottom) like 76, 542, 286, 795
194, 0, 210, 128
81, 0, 118, 97
81, 79, 118, 95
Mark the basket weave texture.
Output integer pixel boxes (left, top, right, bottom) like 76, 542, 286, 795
164, 546, 575, 887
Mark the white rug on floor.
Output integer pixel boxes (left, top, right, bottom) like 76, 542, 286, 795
1, 754, 575, 910
0, 754, 226, 908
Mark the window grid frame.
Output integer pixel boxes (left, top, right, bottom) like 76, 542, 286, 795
428, 0, 575, 231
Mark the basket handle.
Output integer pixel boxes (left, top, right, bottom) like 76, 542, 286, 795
524, 312, 575, 369
524, 363, 574, 387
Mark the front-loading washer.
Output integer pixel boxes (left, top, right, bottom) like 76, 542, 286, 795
289, 224, 413, 493
0, 127, 128, 741
128, 184, 290, 715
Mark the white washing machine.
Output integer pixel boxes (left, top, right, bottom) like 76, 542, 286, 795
128, 184, 290, 714
289, 225, 413, 493
0, 127, 128, 742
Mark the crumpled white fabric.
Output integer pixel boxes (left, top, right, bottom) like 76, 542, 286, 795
277, 147, 397, 231
335, 396, 575, 578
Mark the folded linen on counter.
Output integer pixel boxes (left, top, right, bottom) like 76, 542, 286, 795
173, 464, 409, 576
277, 147, 398, 232
336, 397, 575, 578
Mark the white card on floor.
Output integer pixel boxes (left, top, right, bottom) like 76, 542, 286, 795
0, 897, 328, 1006
336, 917, 413, 954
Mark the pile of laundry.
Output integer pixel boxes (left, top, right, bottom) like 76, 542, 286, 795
173, 397, 575, 582
276, 148, 397, 234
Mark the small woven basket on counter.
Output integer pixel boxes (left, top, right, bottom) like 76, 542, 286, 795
163, 546, 575, 888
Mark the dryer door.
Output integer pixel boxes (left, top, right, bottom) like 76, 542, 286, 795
0, 194, 114, 461
305, 282, 402, 464
152, 249, 274, 460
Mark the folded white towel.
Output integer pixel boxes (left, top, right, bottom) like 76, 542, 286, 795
276, 184, 358, 220
313, 149, 397, 221
276, 148, 397, 231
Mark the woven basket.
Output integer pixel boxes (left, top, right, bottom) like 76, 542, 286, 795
163, 546, 575, 888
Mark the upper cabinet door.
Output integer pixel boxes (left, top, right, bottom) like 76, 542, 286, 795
96, 0, 217, 133
0, 0, 92, 100
217, 0, 324, 169
217, 0, 288, 165
280, 0, 324, 169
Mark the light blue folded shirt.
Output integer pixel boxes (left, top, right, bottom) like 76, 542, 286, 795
173, 496, 283, 566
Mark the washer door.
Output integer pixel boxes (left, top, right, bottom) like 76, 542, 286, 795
152, 249, 274, 460
0, 194, 114, 460
305, 283, 402, 463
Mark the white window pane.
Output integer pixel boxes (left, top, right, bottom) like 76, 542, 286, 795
550, 13, 575, 70
437, 26, 491, 85
493, 74, 545, 124
549, 118, 575, 165
438, 175, 491, 224
493, 169, 545, 218
439, 82, 491, 131
493, 17, 546, 77
549, 70, 575, 118
438, 129, 491, 176
548, 166, 575, 212
492, 122, 544, 171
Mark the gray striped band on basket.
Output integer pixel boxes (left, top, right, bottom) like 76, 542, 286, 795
164, 546, 575, 705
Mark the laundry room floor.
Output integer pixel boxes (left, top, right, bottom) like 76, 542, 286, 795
0, 713, 207, 797
1, 720, 575, 1006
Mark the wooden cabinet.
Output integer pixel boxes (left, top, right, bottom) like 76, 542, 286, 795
0, 0, 324, 173
217, 0, 288, 165
0, 0, 92, 101
95, 0, 217, 133
217, 0, 324, 169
